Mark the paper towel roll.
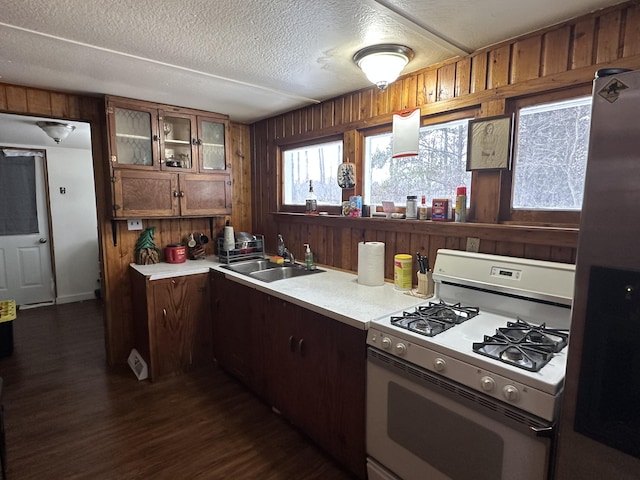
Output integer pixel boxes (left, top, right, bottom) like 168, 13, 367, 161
358, 241, 385, 286
223, 226, 235, 251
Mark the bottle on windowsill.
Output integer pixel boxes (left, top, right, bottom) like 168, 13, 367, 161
418, 195, 428, 220
305, 180, 318, 215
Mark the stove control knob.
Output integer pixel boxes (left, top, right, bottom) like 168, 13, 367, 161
395, 343, 407, 355
433, 358, 446, 371
381, 337, 392, 350
480, 376, 496, 392
503, 385, 520, 402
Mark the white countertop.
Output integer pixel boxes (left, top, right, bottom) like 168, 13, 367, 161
130, 257, 427, 329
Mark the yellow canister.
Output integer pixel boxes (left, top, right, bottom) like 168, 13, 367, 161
394, 254, 413, 290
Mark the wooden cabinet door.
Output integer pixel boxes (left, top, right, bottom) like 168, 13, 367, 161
112, 169, 178, 217
322, 318, 367, 478
150, 274, 211, 380
210, 272, 266, 396
264, 295, 301, 419
107, 100, 161, 170
264, 299, 366, 479
179, 173, 231, 216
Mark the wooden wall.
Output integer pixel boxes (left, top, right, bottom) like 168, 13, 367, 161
251, 1, 640, 274
0, 85, 252, 365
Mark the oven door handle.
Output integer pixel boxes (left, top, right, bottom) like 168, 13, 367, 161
530, 425, 554, 438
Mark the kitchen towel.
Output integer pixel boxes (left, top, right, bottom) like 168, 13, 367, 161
358, 241, 385, 286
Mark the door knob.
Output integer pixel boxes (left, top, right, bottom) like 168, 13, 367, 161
39, 238, 47, 244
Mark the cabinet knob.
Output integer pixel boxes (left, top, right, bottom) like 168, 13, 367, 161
173, 191, 180, 197
162, 308, 167, 317
180, 191, 185, 197
153, 134, 159, 141
298, 338, 305, 355
289, 335, 296, 352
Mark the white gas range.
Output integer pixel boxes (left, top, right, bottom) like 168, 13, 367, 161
366, 249, 575, 480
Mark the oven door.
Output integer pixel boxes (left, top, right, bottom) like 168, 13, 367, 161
367, 348, 553, 480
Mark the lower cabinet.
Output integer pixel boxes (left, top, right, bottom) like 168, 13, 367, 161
210, 271, 366, 479
209, 271, 266, 397
130, 270, 212, 381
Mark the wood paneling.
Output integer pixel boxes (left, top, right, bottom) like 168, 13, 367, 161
252, 2, 640, 279
273, 213, 578, 280
542, 26, 571, 75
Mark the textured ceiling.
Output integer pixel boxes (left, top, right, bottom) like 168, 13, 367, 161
0, 0, 627, 127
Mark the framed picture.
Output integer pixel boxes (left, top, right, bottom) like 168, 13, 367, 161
467, 115, 514, 171
337, 162, 356, 189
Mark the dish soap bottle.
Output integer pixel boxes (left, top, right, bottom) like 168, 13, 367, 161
304, 243, 315, 270
305, 180, 318, 215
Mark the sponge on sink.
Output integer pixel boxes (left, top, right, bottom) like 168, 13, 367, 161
269, 255, 284, 265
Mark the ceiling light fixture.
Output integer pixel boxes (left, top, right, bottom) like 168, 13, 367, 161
36, 121, 76, 144
353, 44, 414, 91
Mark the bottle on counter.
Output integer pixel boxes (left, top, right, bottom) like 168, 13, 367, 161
304, 243, 316, 270
406, 195, 418, 219
305, 180, 318, 215
418, 195, 428, 220
455, 186, 467, 222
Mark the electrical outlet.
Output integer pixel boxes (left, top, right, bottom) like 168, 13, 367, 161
127, 219, 143, 231
466, 237, 480, 252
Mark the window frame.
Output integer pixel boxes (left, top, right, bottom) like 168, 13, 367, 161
499, 85, 592, 226
361, 108, 479, 210
278, 134, 344, 215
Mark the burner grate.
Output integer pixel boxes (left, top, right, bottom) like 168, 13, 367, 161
390, 300, 480, 337
472, 318, 569, 372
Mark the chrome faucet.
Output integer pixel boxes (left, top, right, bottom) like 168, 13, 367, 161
277, 234, 295, 264
283, 248, 295, 265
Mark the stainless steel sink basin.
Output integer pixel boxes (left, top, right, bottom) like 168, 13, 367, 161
222, 259, 324, 282
222, 258, 279, 274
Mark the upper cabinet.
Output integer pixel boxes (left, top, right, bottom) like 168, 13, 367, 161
106, 96, 232, 218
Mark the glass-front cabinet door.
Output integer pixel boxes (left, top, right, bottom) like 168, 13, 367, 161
197, 116, 229, 173
159, 111, 197, 172
107, 103, 160, 169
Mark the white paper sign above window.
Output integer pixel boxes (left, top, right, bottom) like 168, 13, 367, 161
392, 108, 420, 158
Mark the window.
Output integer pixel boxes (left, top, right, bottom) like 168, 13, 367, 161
364, 118, 471, 207
512, 96, 591, 210
282, 140, 343, 206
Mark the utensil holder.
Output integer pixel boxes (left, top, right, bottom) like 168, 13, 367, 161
417, 271, 434, 297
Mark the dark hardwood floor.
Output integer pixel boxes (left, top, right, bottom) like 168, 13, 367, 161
0, 300, 356, 479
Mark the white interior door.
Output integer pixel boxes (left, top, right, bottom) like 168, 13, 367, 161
0, 150, 54, 306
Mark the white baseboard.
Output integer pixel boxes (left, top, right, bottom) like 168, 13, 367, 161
56, 292, 96, 305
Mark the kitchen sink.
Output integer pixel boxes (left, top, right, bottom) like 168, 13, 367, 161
221, 259, 324, 282
222, 258, 278, 274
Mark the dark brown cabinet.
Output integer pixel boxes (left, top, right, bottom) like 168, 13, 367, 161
210, 272, 366, 478
107, 96, 232, 218
209, 271, 266, 397
130, 271, 212, 381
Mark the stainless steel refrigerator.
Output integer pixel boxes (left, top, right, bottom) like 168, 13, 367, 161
555, 68, 640, 479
